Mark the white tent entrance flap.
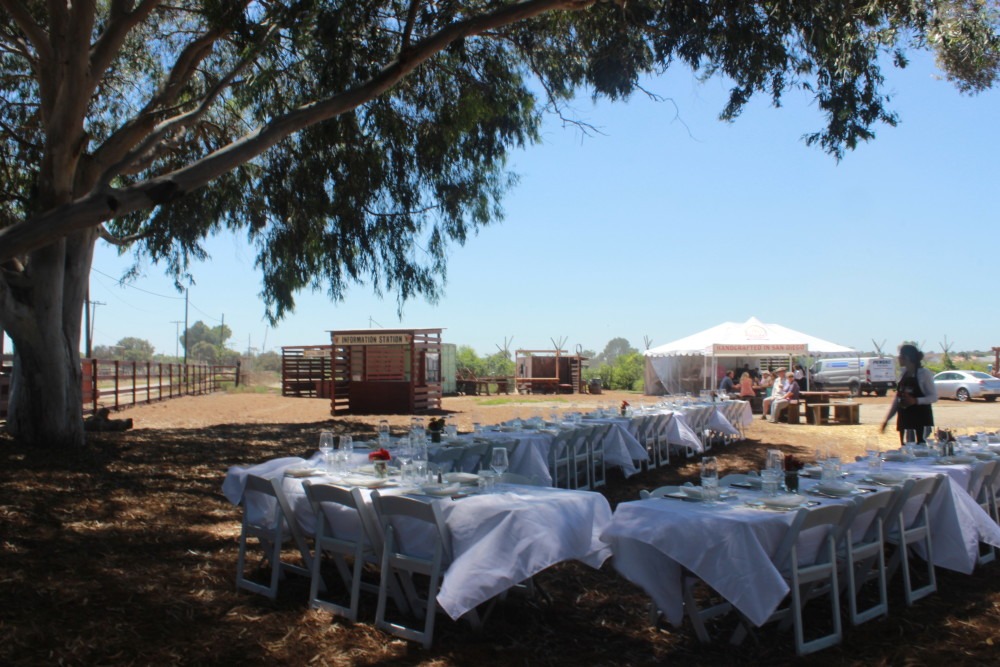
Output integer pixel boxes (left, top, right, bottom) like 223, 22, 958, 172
643, 317, 856, 396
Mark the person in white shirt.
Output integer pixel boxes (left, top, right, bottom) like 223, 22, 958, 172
761, 368, 787, 419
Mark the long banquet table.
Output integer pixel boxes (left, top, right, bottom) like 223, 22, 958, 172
223, 457, 613, 620
602, 463, 1000, 629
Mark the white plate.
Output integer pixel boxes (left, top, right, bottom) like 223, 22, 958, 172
444, 472, 479, 484
762, 494, 804, 509
865, 472, 906, 485
813, 482, 858, 497
285, 466, 322, 478
342, 476, 393, 489
882, 452, 912, 462
800, 465, 823, 478
420, 483, 461, 496
936, 455, 976, 465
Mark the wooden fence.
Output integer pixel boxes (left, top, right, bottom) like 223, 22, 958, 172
0, 357, 239, 419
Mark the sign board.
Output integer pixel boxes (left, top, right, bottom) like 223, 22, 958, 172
334, 333, 412, 346
712, 344, 808, 354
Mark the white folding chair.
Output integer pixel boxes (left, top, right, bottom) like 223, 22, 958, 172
454, 441, 489, 473
371, 491, 452, 649
652, 413, 675, 468
731, 503, 849, 655
303, 482, 379, 621
841, 489, 895, 625
586, 423, 613, 489
547, 429, 576, 489
884, 474, 944, 606
235, 474, 313, 599
428, 446, 463, 474
967, 460, 999, 565
630, 414, 658, 471
571, 426, 595, 490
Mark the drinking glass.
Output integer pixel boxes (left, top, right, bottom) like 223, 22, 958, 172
318, 430, 334, 468
490, 447, 509, 477
766, 449, 785, 473
903, 429, 917, 448
922, 426, 935, 444
339, 434, 353, 456
700, 456, 719, 504
377, 419, 391, 446
761, 468, 781, 496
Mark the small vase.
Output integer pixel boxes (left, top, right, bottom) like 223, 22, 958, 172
784, 471, 799, 493
430, 430, 442, 443
374, 460, 389, 478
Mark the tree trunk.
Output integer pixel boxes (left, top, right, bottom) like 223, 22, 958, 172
3, 231, 94, 449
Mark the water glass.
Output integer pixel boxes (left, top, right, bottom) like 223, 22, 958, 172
473, 422, 483, 436
761, 468, 781, 496
319, 430, 334, 468
766, 449, 785, 473
412, 459, 428, 484
700, 456, 719, 503
820, 456, 841, 482
866, 450, 882, 475
339, 434, 353, 457
490, 447, 509, 476
445, 423, 458, 439
332, 449, 349, 477
903, 429, 918, 449
477, 470, 497, 494
378, 419, 390, 446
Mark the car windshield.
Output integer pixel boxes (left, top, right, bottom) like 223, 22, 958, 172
968, 371, 993, 379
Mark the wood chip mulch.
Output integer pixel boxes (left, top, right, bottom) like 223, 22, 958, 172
2, 417, 1000, 666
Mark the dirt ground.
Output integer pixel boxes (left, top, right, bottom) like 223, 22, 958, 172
3, 388, 1000, 666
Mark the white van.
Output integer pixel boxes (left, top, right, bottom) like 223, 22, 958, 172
810, 357, 897, 397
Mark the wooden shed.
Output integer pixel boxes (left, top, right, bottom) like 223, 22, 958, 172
514, 349, 587, 394
331, 328, 443, 414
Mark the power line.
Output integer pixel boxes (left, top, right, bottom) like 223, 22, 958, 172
90, 268, 185, 299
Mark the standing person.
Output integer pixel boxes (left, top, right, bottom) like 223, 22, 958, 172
880, 344, 937, 444
769, 370, 801, 422
738, 372, 755, 400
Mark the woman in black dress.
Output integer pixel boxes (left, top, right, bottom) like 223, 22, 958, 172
880, 344, 938, 444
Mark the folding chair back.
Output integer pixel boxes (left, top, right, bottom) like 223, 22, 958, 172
586, 423, 613, 489
548, 429, 576, 488
749, 503, 848, 655
428, 446, 464, 474
455, 441, 488, 473
967, 460, 999, 565
371, 491, 451, 649
884, 474, 944, 605
236, 474, 312, 599
303, 482, 379, 621
843, 489, 896, 624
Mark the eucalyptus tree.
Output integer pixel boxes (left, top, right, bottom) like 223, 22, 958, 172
1, 1, 997, 448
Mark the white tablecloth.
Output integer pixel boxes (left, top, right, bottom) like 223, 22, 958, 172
602, 465, 1000, 628
223, 459, 613, 620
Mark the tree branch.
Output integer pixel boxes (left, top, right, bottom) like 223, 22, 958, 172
0, 0, 595, 264
97, 222, 148, 246
0, 0, 53, 63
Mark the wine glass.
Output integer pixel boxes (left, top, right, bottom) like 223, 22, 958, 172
490, 447, 509, 479
338, 435, 354, 472
700, 456, 719, 503
319, 430, 334, 468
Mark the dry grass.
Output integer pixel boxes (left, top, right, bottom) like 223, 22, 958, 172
2, 390, 1000, 665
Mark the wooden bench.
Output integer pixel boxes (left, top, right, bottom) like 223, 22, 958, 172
806, 402, 861, 425
784, 401, 801, 424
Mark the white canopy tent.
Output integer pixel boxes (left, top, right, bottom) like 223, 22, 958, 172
643, 317, 856, 395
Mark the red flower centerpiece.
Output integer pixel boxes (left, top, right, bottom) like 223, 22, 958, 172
368, 447, 391, 478
620, 400, 630, 417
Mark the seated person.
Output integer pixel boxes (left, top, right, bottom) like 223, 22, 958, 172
769, 373, 801, 423
762, 369, 787, 418
718, 370, 737, 396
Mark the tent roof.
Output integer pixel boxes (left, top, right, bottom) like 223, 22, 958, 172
644, 317, 855, 358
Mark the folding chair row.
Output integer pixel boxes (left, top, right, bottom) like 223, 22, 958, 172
671, 474, 945, 656
547, 423, 612, 490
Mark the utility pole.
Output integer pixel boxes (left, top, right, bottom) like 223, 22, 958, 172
87, 300, 105, 357
183, 289, 189, 366
171, 321, 183, 360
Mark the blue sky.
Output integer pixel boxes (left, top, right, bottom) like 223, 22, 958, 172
67, 49, 998, 360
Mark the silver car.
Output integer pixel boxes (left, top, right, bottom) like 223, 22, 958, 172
932, 370, 1000, 402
